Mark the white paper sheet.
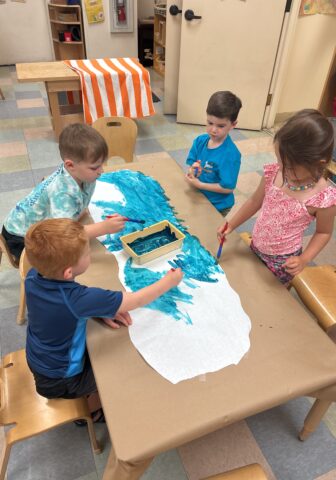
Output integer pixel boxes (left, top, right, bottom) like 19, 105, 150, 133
89, 176, 251, 384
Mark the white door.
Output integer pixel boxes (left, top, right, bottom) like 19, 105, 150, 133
176, 0, 288, 129
163, 0, 183, 114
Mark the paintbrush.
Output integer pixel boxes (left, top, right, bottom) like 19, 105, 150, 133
215, 222, 228, 263
106, 215, 145, 224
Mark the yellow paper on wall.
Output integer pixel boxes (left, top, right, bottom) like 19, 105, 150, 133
84, 0, 105, 24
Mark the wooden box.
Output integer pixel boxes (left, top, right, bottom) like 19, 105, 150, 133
120, 220, 185, 265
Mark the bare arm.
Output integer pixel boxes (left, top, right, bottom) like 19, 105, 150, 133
84, 214, 126, 238
217, 177, 266, 238
284, 205, 336, 275
118, 268, 183, 313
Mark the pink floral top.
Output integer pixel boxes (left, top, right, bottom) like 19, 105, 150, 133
252, 163, 336, 255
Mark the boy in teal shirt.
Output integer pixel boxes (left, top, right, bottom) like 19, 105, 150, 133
185, 91, 242, 217
2, 123, 125, 261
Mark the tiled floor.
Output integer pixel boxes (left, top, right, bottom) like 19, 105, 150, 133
0, 65, 336, 480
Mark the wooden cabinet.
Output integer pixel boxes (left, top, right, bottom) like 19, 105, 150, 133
48, 2, 86, 60
153, 5, 166, 76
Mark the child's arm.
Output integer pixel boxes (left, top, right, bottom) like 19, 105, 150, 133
118, 268, 183, 312
284, 205, 336, 276
185, 174, 233, 194
84, 214, 126, 238
217, 177, 266, 238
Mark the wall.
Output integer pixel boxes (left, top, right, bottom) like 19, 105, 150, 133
82, 0, 138, 59
137, 0, 154, 20
0, 1, 53, 64
277, 13, 336, 114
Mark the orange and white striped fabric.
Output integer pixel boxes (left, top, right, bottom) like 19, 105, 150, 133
64, 58, 155, 124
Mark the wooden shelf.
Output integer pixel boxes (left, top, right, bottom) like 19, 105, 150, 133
48, 2, 86, 60
50, 20, 81, 25
153, 8, 166, 77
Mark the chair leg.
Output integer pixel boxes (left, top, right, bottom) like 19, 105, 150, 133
16, 279, 26, 324
85, 416, 102, 455
0, 438, 12, 480
299, 398, 332, 441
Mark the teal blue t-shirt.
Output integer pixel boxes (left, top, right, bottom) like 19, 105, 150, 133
4, 164, 95, 237
186, 133, 241, 211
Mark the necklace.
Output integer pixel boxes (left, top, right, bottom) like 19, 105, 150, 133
284, 177, 316, 191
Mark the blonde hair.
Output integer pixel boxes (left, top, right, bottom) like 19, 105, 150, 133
25, 219, 88, 278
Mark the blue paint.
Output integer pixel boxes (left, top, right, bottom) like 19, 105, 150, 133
124, 258, 193, 325
128, 226, 177, 256
92, 170, 224, 324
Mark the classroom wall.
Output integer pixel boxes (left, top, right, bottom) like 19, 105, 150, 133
137, 0, 155, 20
82, 0, 138, 59
0, 1, 53, 64
277, 13, 336, 114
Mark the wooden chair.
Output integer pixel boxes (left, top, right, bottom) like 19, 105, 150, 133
0, 234, 28, 324
0, 349, 102, 480
202, 463, 268, 480
92, 116, 138, 164
17, 248, 31, 325
290, 265, 336, 341
290, 265, 336, 441
0, 88, 4, 101
0, 233, 19, 268
239, 231, 252, 246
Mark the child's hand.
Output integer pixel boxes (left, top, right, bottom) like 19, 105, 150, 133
163, 268, 183, 287
283, 256, 306, 276
185, 173, 202, 189
104, 213, 126, 233
102, 312, 132, 329
217, 223, 232, 241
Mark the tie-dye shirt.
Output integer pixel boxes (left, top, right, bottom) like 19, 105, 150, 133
4, 164, 95, 237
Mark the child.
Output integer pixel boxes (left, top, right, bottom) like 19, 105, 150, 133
217, 109, 336, 285
185, 91, 242, 217
2, 123, 126, 262
24, 218, 183, 418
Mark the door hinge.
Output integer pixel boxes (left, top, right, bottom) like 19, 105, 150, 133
285, 0, 292, 12
266, 93, 272, 106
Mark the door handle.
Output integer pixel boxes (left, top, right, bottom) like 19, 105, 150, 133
169, 5, 182, 15
184, 9, 202, 21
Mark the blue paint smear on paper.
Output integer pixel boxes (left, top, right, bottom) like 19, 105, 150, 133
124, 258, 193, 325
92, 170, 223, 324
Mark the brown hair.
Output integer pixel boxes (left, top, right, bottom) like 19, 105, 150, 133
206, 91, 242, 122
274, 109, 334, 181
59, 123, 108, 164
25, 218, 88, 278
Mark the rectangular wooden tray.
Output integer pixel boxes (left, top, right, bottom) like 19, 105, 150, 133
120, 220, 185, 265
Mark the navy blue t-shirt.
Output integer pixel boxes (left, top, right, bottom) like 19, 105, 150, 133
25, 269, 123, 379
186, 133, 241, 210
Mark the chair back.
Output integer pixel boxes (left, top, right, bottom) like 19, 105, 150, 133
19, 248, 32, 280
92, 116, 137, 164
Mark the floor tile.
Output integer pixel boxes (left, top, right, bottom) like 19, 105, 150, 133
236, 171, 262, 194
0, 305, 26, 355
15, 90, 43, 100
135, 137, 164, 155
0, 169, 34, 193
0, 154, 31, 173
179, 421, 275, 480
7, 424, 96, 480
141, 450, 188, 480
26, 138, 62, 169
24, 126, 55, 141
246, 397, 336, 480
17, 97, 46, 109
157, 134, 191, 151
0, 187, 32, 224
0, 128, 24, 143
0, 141, 27, 158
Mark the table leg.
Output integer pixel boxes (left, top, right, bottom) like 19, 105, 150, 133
102, 445, 153, 480
298, 398, 332, 441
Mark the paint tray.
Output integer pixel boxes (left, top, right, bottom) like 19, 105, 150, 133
120, 220, 185, 265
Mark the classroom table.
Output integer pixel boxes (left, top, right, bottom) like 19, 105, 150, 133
79, 157, 336, 480
16, 62, 83, 138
